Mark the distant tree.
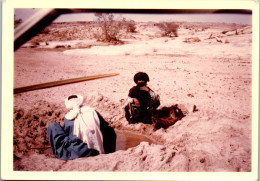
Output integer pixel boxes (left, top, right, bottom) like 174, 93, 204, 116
124, 20, 137, 33
156, 22, 179, 37
94, 13, 123, 43
14, 15, 22, 28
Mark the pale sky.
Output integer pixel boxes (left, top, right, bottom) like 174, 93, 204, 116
14, 8, 252, 25
54, 12, 252, 25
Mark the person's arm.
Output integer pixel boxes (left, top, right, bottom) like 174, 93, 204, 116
127, 87, 140, 107
149, 89, 160, 109
127, 97, 140, 107
149, 89, 160, 102
140, 86, 160, 102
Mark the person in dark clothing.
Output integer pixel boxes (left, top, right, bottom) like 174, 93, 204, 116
124, 72, 160, 124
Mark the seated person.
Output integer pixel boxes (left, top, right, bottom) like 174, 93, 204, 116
47, 94, 116, 160
124, 72, 160, 124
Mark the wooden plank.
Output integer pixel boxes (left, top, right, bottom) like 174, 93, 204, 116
14, 73, 119, 94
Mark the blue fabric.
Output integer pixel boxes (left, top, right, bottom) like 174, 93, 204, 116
47, 118, 99, 160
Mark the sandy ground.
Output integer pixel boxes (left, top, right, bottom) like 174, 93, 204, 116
13, 22, 252, 173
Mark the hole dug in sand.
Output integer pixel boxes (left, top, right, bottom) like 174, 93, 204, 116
13, 97, 196, 172
114, 104, 192, 151
115, 130, 159, 151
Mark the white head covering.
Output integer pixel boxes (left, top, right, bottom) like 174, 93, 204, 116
65, 95, 104, 154
65, 94, 84, 109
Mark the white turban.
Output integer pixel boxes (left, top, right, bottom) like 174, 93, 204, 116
65, 94, 84, 109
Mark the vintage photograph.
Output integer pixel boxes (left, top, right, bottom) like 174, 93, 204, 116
12, 8, 253, 172
1, 1, 258, 179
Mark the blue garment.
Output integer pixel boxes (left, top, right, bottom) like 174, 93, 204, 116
47, 118, 99, 160
47, 112, 116, 160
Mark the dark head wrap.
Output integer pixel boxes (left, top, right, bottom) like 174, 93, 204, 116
134, 72, 150, 83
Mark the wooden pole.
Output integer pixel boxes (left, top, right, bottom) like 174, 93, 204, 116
14, 73, 119, 94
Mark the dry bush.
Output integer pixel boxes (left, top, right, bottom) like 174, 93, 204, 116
183, 37, 201, 43
94, 13, 125, 43
201, 27, 209, 31
225, 39, 230, 44
156, 22, 179, 37
14, 15, 22, 28
124, 20, 137, 33
40, 28, 51, 34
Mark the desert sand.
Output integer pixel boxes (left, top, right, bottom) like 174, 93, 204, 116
13, 21, 253, 173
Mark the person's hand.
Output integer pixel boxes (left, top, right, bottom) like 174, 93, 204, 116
133, 98, 140, 107
140, 86, 150, 92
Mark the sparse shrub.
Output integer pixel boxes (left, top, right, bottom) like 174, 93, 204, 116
14, 15, 22, 28
28, 41, 40, 48
94, 13, 125, 43
124, 20, 137, 33
55, 45, 66, 48
183, 37, 201, 43
201, 27, 209, 31
153, 48, 158, 52
41, 28, 51, 34
225, 40, 230, 44
156, 22, 179, 37
222, 30, 228, 34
